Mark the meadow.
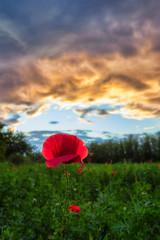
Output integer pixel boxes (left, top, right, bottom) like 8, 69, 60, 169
0, 162, 160, 240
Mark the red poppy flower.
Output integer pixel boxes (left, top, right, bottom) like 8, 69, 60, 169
105, 162, 108, 165
158, 164, 160, 167
42, 134, 88, 172
112, 171, 116, 174
149, 160, 153, 163
69, 205, 80, 213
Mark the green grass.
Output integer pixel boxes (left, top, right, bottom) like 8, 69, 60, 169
0, 162, 160, 240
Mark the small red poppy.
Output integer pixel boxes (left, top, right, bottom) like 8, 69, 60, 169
42, 134, 88, 172
10, 166, 15, 170
69, 205, 80, 213
158, 164, 160, 167
64, 172, 69, 175
149, 160, 153, 163
112, 171, 116, 174
105, 162, 108, 165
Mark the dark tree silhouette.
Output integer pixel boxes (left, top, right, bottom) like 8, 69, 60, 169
88, 134, 160, 163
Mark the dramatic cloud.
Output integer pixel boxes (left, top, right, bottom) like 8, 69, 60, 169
26, 104, 49, 117
74, 107, 110, 122
0, 113, 21, 125
1, 0, 160, 124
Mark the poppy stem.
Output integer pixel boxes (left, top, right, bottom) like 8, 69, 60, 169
64, 164, 69, 204
62, 164, 70, 236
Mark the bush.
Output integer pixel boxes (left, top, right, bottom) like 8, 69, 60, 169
29, 152, 45, 163
0, 145, 6, 162
0, 122, 33, 161
8, 153, 31, 165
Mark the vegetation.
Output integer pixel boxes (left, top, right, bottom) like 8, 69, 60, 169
0, 123, 44, 164
0, 162, 160, 239
0, 122, 160, 239
88, 134, 160, 164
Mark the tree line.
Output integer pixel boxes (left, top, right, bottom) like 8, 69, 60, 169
88, 134, 160, 163
0, 123, 44, 164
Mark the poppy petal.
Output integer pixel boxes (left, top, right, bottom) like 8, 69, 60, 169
77, 140, 88, 160
46, 154, 81, 167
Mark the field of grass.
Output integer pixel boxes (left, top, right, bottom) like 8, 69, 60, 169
0, 161, 160, 240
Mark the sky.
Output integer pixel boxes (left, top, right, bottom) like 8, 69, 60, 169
0, 0, 160, 151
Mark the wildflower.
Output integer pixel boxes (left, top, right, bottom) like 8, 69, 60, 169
158, 164, 160, 167
112, 171, 116, 174
32, 198, 37, 204
105, 162, 108, 165
149, 160, 153, 163
69, 205, 80, 213
10, 166, 15, 170
64, 172, 69, 176
42, 134, 88, 173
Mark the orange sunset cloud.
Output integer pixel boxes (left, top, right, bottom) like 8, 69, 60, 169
0, 0, 160, 125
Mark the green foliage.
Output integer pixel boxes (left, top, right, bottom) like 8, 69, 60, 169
0, 145, 7, 162
28, 152, 45, 164
0, 162, 160, 240
88, 134, 160, 164
4, 131, 32, 158
8, 153, 31, 165
0, 122, 44, 164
